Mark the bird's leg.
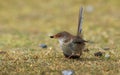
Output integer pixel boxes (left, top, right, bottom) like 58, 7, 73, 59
68, 52, 75, 58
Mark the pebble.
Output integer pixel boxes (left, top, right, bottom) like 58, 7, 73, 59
105, 54, 110, 59
103, 47, 110, 50
39, 44, 47, 48
62, 70, 74, 75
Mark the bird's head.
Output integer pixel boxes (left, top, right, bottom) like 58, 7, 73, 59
50, 31, 73, 44
50, 31, 72, 39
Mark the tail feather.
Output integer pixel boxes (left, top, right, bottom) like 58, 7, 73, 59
77, 7, 83, 36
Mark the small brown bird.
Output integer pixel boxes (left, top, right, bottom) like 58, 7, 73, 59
50, 7, 87, 59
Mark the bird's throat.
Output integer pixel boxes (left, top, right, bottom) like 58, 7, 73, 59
58, 37, 72, 46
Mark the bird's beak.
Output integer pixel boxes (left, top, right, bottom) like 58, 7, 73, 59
50, 33, 61, 39
50, 36, 54, 38
50, 35, 59, 38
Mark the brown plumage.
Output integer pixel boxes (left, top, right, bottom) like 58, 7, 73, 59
50, 7, 87, 59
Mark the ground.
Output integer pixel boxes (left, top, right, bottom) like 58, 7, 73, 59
0, 0, 120, 75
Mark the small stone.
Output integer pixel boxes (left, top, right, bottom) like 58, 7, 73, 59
62, 70, 74, 75
103, 47, 110, 50
39, 44, 47, 48
94, 51, 103, 57
105, 54, 110, 59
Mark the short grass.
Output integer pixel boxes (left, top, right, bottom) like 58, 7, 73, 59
0, 0, 120, 75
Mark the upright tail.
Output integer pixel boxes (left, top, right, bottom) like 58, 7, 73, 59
77, 7, 83, 36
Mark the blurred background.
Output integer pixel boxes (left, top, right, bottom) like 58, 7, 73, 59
0, 0, 119, 48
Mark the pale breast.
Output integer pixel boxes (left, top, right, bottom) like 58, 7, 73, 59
61, 44, 72, 56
